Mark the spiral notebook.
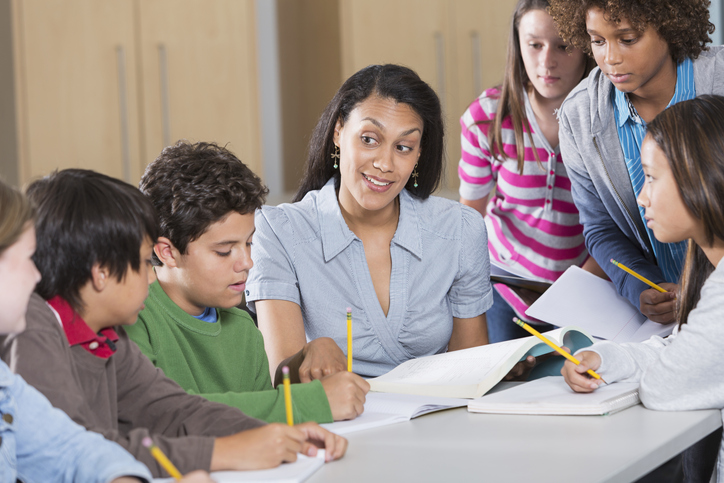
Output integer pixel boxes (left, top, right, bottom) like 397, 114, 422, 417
467, 376, 640, 416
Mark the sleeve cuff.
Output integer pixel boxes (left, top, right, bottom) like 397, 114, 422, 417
576, 341, 638, 383
452, 287, 494, 319
246, 281, 300, 307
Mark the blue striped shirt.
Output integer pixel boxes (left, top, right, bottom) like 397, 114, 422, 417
613, 58, 694, 284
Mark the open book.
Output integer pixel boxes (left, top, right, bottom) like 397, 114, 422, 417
321, 392, 468, 435
368, 327, 594, 398
468, 376, 640, 416
490, 259, 551, 294
526, 266, 675, 342
153, 451, 325, 483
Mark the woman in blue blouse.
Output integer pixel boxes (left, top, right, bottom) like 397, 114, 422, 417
247, 65, 495, 381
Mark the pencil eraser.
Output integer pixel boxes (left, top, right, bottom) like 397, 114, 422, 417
346, 307, 351, 312
282, 366, 289, 375
610, 258, 615, 263
142, 437, 153, 448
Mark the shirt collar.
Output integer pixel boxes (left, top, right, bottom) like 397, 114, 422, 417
614, 57, 695, 128
318, 179, 357, 262
317, 178, 423, 262
392, 188, 423, 259
46, 295, 119, 358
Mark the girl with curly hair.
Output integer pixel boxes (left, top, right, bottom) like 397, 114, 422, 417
458, 0, 604, 343
548, 0, 720, 324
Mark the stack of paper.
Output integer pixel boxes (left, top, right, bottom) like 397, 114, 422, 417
152, 451, 325, 483
468, 376, 640, 416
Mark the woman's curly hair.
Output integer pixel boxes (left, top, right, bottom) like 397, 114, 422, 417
548, 0, 714, 62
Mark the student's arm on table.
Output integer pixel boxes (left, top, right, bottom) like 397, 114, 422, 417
119, 332, 349, 471
256, 299, 369, 420
569, 282, 724, 411
189, 335, 365, 423
211, 422, 347, 469
559, 116, 675, 323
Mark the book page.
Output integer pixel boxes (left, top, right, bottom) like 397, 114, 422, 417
370, 337, 532, 387
321, 392, 467, 435
526, 266, 674, 342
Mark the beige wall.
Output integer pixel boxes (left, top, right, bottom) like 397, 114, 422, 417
277, 0, 342, 194
0, 0, 18, 186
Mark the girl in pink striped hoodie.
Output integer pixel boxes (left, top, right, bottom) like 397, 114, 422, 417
458, 0, 604, 342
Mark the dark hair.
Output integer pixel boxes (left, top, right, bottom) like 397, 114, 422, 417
645, 95, 724, 327
26, 169, 160, 312
481, 0, 593, 174
140, 141, 268, 265
294, 64, 444, 202
0, 179, 35, 256
548, 0, 713, 63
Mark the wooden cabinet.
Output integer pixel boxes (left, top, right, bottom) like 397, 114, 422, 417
338, 0, 517, 193
136, 0, 261, 174
2, 0, 142, 185
0, 0, 261, 187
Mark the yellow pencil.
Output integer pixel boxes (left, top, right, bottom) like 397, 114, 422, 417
282, 365, 294, 426
346, 307, 352, 372
512, 317, 606, 383
610, 259, 667, 293
142, 436, 182, 480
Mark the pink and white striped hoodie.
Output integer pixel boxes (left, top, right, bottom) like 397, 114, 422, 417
459, 87, 588, 321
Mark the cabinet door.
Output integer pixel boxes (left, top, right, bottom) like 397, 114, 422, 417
339, 0, 449, 105
137, 0, 262, 177
12, 0, 141, 183
446, 0, 518, 191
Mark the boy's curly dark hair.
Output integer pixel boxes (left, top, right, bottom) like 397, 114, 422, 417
548, 0, 714, 62
140, 141, 268, 265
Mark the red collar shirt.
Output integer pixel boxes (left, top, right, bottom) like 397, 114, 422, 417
46, 296, 119, 359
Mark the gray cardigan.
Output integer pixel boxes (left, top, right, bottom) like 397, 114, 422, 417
558, 46, 724, 308
583, 261, 724, 482
0, 293, 265, 477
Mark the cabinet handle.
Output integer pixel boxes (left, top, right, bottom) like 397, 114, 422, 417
434, 32, 445, 109
470, 31, 482, 96
158, 44, 171, 148
115, 46, 131, 182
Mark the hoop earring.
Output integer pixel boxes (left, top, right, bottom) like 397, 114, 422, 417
331, 145, 340, 169
412, 164, 419, 188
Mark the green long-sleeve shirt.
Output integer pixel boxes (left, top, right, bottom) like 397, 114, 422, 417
126, 281, 333, 423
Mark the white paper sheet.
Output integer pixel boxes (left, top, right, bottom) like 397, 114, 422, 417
153, 451, 325, 483
321, 392, 467, 435
525, 266, 674, 342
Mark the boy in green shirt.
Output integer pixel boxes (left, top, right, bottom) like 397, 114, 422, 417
127, 141, 369, 424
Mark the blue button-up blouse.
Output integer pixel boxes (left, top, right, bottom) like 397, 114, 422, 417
247, 179, 494, 377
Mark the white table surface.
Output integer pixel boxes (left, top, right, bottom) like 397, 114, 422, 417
308, 403, 721, 483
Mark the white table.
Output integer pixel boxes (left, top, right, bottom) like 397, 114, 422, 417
308, 404, 721, 483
